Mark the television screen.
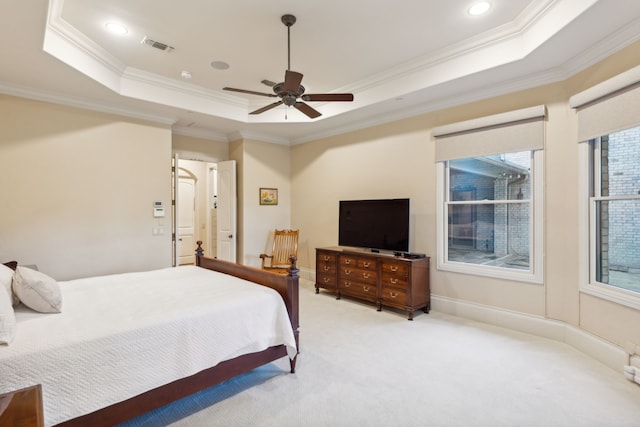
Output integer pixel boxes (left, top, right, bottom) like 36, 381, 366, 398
338, 198, 410, 252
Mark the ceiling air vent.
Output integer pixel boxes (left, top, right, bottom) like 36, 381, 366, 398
141, 36, 174, 52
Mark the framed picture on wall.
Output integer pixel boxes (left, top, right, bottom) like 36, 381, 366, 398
259, 188, 278, 205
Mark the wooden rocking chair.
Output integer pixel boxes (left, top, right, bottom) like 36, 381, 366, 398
260, 229, 299, 274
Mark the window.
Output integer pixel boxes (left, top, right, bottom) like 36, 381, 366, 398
571, 63, 640, 308
589, 131, 640, 295
447, 151, 532, 267
434, 106, 545, 283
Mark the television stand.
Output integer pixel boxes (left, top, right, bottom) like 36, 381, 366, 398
315, 247, 430, 320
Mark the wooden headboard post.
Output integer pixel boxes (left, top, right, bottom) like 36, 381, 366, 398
195, 240, 204, 265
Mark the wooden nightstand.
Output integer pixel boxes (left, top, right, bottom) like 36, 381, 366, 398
0, 384, 44, 427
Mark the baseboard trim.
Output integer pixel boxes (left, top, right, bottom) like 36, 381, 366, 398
432, 295, 628, 373
300, 267, 314, 282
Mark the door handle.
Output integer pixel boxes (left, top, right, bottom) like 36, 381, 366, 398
228, 234, 233, 238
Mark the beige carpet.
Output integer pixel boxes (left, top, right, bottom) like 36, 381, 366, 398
119, 281, 640, 427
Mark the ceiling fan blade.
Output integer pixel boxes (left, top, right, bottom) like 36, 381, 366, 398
223, 87, 277, 97
283, 70, 303, 92
294, 102, 321, 119
250, 101, 283, 115
302, 93, 354, 102
261, 79, 277, 87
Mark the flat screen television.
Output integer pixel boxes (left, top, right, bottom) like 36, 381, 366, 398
338, 198, 410, 253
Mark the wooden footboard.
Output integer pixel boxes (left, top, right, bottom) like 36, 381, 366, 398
195, 242, 300, 357
55, 246, 300, 427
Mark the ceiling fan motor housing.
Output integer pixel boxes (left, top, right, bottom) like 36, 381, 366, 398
273, 82, 305, 106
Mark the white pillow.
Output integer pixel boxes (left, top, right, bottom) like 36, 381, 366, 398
1, 262, 20, 306
13, 266, 62, 313
0, 279, 16, 344
0, 263, 13, 300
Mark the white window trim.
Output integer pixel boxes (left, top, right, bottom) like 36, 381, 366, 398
578, 141, 640, 310
436, 151, 544, 284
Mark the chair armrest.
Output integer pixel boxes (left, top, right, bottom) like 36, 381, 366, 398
259, 253, 273, 269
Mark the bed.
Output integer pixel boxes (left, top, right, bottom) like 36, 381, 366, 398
0, 243, 300, 426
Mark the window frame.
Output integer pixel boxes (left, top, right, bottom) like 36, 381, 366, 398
579, 137, 640, 310
436, 150, 544, 284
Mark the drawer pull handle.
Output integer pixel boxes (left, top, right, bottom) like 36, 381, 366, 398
390, 278, 398, 284
323, 265, 330, 271
323, 256, 330, 261
344, 282, 351, 288
345, 269, 352, 275
362, 273, 370, 279
363, 261, 370, 268
390, 292, 398, 298
390, 266, 398, 272
363, 286, 370, 292
345, 259, 352, 264
323, 277, 331, 283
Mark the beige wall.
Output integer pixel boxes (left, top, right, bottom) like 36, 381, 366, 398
291, 41, 640, 351
0, 95, 172, 280
230, 138, 292, 267
172, 133, 228, 162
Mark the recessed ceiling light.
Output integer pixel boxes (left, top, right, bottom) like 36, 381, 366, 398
105, 22, 128, 35
468, 1, 491, 16
210, 61, 230, 70
181, 70, 192, 79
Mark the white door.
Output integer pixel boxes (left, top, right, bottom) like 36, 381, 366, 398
217, 160, 237, 262
177, 174, 196, 265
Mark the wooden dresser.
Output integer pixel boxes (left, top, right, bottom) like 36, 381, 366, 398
315, 247, 430, 320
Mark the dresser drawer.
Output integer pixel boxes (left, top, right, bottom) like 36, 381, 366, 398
340, 279, 377, 300
381, 261, 409, 277
317, 262, 337, 275
339, 267, 377, 284
380, 286, 408, 306
317, 273, 338, 288
317, 252, 337, 264
381, 273, 408, 289
340, 256, 377, 270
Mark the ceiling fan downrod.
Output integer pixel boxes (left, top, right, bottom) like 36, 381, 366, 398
281, 14, 296, 71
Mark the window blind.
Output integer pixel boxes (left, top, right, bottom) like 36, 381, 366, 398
570, 64, 640, 142
433, 105, 546, 162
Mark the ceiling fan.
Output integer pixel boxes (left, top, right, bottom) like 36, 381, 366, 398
223, 14, 354, 119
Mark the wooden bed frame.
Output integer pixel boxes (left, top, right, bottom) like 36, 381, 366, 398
54, 243, 300, 427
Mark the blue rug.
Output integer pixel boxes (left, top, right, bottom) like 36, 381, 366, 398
116, 364, 282, 427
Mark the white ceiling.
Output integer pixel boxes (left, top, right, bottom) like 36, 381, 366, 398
2, 0, 640, 144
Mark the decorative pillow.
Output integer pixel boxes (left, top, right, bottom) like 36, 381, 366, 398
3, 261, 17, 271
0, 279, 16, 344
0, 263, 19, 306
13, 266, 62, 313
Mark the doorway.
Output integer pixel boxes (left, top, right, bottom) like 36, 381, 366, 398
172, 157, 236, 266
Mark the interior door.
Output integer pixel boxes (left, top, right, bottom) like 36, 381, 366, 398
216, 160, 237, 262
177, 175, 196, 264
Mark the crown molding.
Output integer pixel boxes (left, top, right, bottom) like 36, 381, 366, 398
228, 131, 291, 146
0, 81, 176, 126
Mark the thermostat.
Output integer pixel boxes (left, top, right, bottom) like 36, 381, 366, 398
153, 201, 165, 218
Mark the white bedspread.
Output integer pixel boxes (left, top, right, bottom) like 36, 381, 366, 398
0, 266, 297, 426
